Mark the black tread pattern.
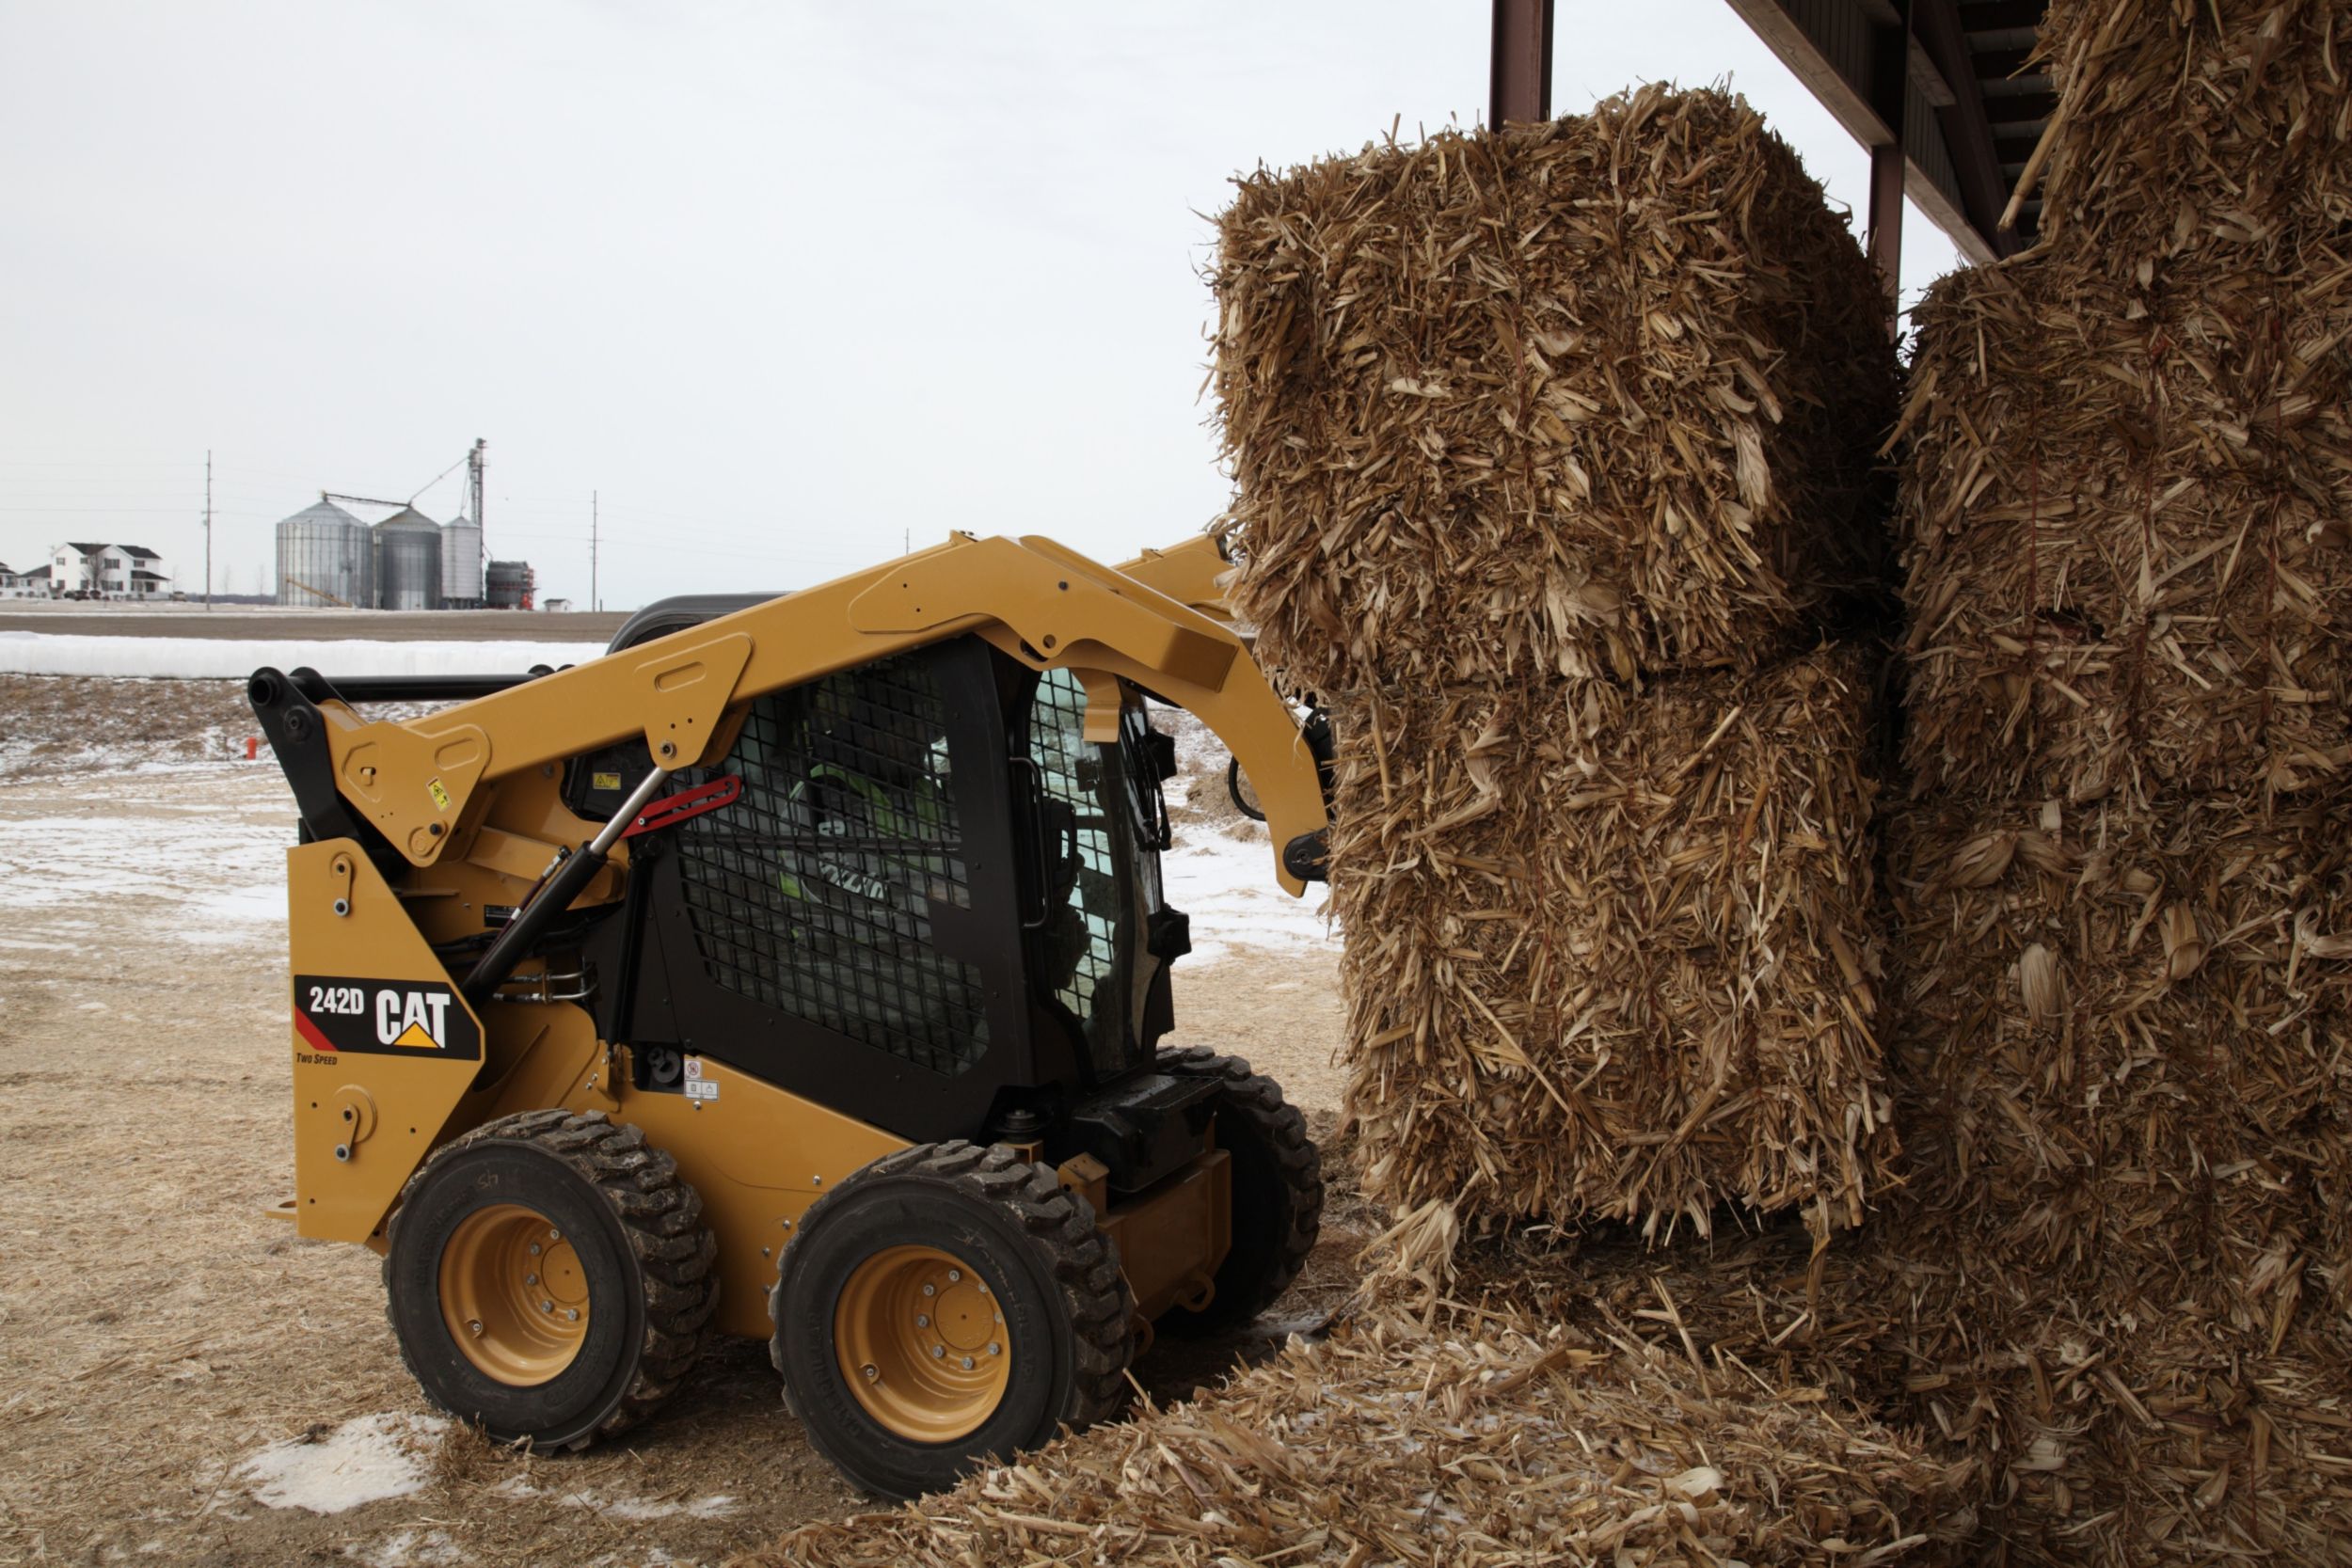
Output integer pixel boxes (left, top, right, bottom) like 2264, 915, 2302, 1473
1158, 1046, 1324, 1329
385, 1109, 720, 1449
769, 1139, 1136, 1433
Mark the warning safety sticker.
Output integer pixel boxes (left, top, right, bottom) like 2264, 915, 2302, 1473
293, 975, 482, 1062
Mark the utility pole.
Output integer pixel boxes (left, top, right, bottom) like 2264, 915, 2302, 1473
203, 450, 213, 610
591, 492, 599, 612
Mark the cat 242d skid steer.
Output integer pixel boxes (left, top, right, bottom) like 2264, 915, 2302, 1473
248, 532, 1330, 1498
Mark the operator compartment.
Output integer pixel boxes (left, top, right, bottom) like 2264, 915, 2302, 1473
566, 636, 1201, 1149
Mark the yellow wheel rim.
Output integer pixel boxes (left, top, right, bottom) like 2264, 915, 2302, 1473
834, 1244, 1009, 1443
437, 1204, 590, 1386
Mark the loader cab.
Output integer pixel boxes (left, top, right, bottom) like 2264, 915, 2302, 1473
570, 621, 1189, 1156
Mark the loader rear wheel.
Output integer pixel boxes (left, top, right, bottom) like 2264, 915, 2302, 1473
385, 1110, 718, 1451
770, 1140, 1134, 1499
1154, 1047, 1323, 1335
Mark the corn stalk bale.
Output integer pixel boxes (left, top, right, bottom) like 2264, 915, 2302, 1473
736, 1308, 1968, 1568
2029, 0, 2352, 272
1885, 787, 2352, 1267
1864, 1209, 2352, 1567
1331, 647, 1892, 1241
1897, 249, 2352, 810
1867, 1053, 2352, 1566
2313, 1108, 2352, 1319
1861, 786, 2352, 1561
1213, 84, 1897, 693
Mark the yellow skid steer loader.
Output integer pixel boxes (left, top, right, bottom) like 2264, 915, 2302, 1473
250, 532, 1331, 1498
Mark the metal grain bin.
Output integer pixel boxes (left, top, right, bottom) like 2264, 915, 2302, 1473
275, 500, 375, 608
485, 559, 535, 610
440, 515, 485, 607
375, 509, 443, 611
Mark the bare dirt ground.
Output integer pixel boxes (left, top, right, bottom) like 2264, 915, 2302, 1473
0, 680, 1362, 1568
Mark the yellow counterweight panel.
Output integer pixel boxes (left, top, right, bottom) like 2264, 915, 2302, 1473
608, 1049, 909, 1341
288, 840, 491, 1243
475, 1004, 909, 1341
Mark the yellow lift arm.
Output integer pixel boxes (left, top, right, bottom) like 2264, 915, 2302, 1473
310, 532, 1315, 888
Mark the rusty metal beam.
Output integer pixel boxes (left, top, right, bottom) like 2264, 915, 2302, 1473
1489, 0, 1553, 127
1866, 0, 1914, 325
1958, 1, 2044, 29
1914, 0, 2024, 256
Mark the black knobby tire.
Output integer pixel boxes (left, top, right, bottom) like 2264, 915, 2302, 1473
769, 1139, 1135, 1499
383, 1109, 719, 1450
1156, 1047, 1323, 1334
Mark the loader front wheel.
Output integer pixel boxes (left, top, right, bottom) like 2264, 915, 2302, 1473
770, 1140, 1134, 1498
385, 1110, 718, 1451
1153, 1048, 1323, 1335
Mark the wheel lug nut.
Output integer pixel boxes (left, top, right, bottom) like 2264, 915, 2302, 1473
931, 1344, 946, 1359
915, 1314, 930, 1328
541, 1300, 554, 1313
548, 1228, 561, 1242
565, 1308, 580, 1322
961, 1356, 975, 1370
922, 1284, 935, 1297
988, 1341, 1000, 1356
467, 1320, 485, 1338
946, 1269, 961, 1284
861, 1364, 880, 1383
529, 1243, 542, 1257
525, 1273, 539, 1287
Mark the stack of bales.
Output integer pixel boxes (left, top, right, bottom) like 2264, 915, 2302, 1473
1215, 85, 1900, 1240
1884, 1, 2352, 1558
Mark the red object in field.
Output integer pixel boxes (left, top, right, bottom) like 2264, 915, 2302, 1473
246, 736, 259, 760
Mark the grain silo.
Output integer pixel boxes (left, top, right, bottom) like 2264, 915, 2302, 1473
440, 514, 485, 608
374, 508, 443, 611
275, 499, 375, 608
485, 559, 535, 610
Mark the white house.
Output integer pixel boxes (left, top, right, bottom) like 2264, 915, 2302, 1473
0, 562, 52, 598
50, 542, 170, 599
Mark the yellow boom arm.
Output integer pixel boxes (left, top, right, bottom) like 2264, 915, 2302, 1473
310, 531, 1321, 894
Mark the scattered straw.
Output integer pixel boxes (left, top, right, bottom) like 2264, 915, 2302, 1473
738, 1307, 1965, 1568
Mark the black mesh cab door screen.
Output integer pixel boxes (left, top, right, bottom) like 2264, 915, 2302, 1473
644, 637, 1036, 1144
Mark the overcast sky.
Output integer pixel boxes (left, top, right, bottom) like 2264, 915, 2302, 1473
0, 1, 1959, 610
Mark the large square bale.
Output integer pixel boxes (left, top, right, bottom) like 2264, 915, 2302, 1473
1215, 85, 1897, 693
1898, 252, 2352, 809
1330, 648, 1890, 1239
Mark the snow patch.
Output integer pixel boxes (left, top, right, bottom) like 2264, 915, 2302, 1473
1160, 828, 1338, 966
353, 1528, 467, 1567
0, 633, 601, 681
238, 1413, 447, 1514
491, 1475, 738, 1521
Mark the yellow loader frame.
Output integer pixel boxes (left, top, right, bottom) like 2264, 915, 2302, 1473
272, 531, 1316, 1340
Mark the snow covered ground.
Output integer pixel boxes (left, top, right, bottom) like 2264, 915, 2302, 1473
0, 759, 294, 947
1160, 800, 1337, 964
0, 632, 602, 680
